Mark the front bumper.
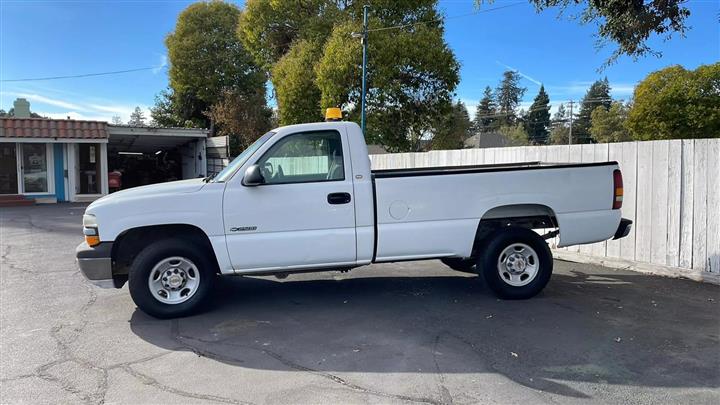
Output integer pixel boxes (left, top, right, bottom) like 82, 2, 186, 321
76, 241, 115, 288
613, 218, 633, 240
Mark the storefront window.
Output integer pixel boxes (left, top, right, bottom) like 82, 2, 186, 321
22, 144, 48, 193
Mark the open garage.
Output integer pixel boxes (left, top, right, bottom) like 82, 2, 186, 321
106, 125, 208, 192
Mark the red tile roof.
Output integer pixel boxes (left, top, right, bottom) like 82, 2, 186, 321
0, 118, 108, 139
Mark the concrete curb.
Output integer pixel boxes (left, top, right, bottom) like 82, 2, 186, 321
553, 250, 720, 285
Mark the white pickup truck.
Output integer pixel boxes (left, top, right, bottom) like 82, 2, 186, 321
77, 118, 631, 318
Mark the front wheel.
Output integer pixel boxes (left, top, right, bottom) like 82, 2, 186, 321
128, 239, 216, 319
479, 227, 553, 299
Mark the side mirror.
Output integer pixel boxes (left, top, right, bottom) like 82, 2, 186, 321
242, 164, 265, 186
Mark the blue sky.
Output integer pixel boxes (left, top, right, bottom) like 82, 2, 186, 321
1, 0, 718, 122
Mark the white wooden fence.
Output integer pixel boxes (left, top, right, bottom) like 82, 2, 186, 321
371, 139, 720, 283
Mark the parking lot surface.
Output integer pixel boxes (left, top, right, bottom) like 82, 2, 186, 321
1, 203, 719, 404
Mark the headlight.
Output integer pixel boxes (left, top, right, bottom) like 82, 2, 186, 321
83, 214, 97, 228
82, 214, 100, 246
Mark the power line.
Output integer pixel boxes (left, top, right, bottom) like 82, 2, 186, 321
0, 66, 158, 82
366, 2, 525, 33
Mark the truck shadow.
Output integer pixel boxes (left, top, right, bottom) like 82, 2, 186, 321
129, 266, 720, 399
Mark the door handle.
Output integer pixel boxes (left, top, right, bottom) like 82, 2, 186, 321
327, 192, 351, 205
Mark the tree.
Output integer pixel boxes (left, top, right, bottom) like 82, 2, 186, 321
127, 107, 146, 126
574, 78, 611, 143
110, 116, 123, 125
626, 63, 720, 140
272, 39, 323, 125
525, 85, 551, 144
431, 101, 472, 150
549, 103, 571, 145
159, 1, 268, 130
206, 89, 273, 156
241, 0, 460, 153
590, 102, 632, 143
476, 1, 691, 68
474, 86, 499, 133
495, 70, 526, 126
0, 108, 44, 118
499, 124, 529, 146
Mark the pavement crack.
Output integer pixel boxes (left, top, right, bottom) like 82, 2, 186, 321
120, 365, 249, 404
432, 333, 454, 405
171, 324, 442, 405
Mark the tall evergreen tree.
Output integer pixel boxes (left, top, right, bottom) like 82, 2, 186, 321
549, 103, 571, 145
127, 107, 146, 126
525, 85, 550, 144
432, 101, 472, 150
574, 78, 612, 143
473, 86, 498, 133
495, 70, 526, 126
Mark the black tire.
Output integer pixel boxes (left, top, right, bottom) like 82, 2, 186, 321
440, 257, 477, 273
128, 238, 216, 319
479, 227, 552, 299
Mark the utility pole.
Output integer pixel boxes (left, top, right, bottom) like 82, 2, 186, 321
568, 100, 574, 145
360, 5, 369, 136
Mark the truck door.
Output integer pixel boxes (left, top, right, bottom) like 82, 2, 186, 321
222, 129, 357, 271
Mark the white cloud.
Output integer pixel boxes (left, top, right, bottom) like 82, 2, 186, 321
35, 111, 111, 122
13, 92, 87, 111
460, 98, 478, 120
153, 55, 168, 74
2, 87, 150, 123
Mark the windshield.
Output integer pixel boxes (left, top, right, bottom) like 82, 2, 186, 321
213, 131, 275, 183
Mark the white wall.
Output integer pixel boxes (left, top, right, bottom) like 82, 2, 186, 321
371, 139, 720, 283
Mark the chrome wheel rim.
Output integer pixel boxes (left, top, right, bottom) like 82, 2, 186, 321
497, 243, 539, 287
148, 256, 200, 304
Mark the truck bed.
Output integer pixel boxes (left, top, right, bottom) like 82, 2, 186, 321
372, 161, 617, 178
370, 160, 621, 262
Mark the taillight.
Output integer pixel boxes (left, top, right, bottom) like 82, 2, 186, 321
613, 169, 623, 209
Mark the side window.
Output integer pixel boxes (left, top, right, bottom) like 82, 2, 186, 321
256, 130, 344, 184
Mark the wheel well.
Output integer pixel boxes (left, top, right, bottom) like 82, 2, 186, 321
470, 204, 558, 258
111, 224, 219, 279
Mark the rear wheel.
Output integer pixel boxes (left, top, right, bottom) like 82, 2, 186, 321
479, 227, 552, 299
128, 239, 216, 319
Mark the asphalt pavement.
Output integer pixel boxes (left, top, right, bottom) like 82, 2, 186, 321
1, 203, 718, 404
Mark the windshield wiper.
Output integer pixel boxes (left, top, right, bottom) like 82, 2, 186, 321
203, 173, 216, 183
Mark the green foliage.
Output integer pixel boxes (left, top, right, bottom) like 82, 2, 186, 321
590, 101, 631, 143
238, 0, 338, 71
0, 108, 44, 119
159, 1, 267, 129
241, 0, 459, 152
207, 89, 273, 155
626, 63, 720, 140
525, 85, 550, 144
474, 86, 499, 133
127, 107, 146, 126
549, 103, 570, 145
549, 125, 571, 145
431, 101, 472, 150
477, 1, 691, 68
272, 39, 324, 125
499, 123, 530, 146
495, 70, 526, 126
574, 78, 611, 143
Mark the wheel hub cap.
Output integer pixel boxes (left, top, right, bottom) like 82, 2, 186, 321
164, 270, 186, 289
507, 254, 527, 273
148, 257, 200, 305
496, 243, 540, 287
